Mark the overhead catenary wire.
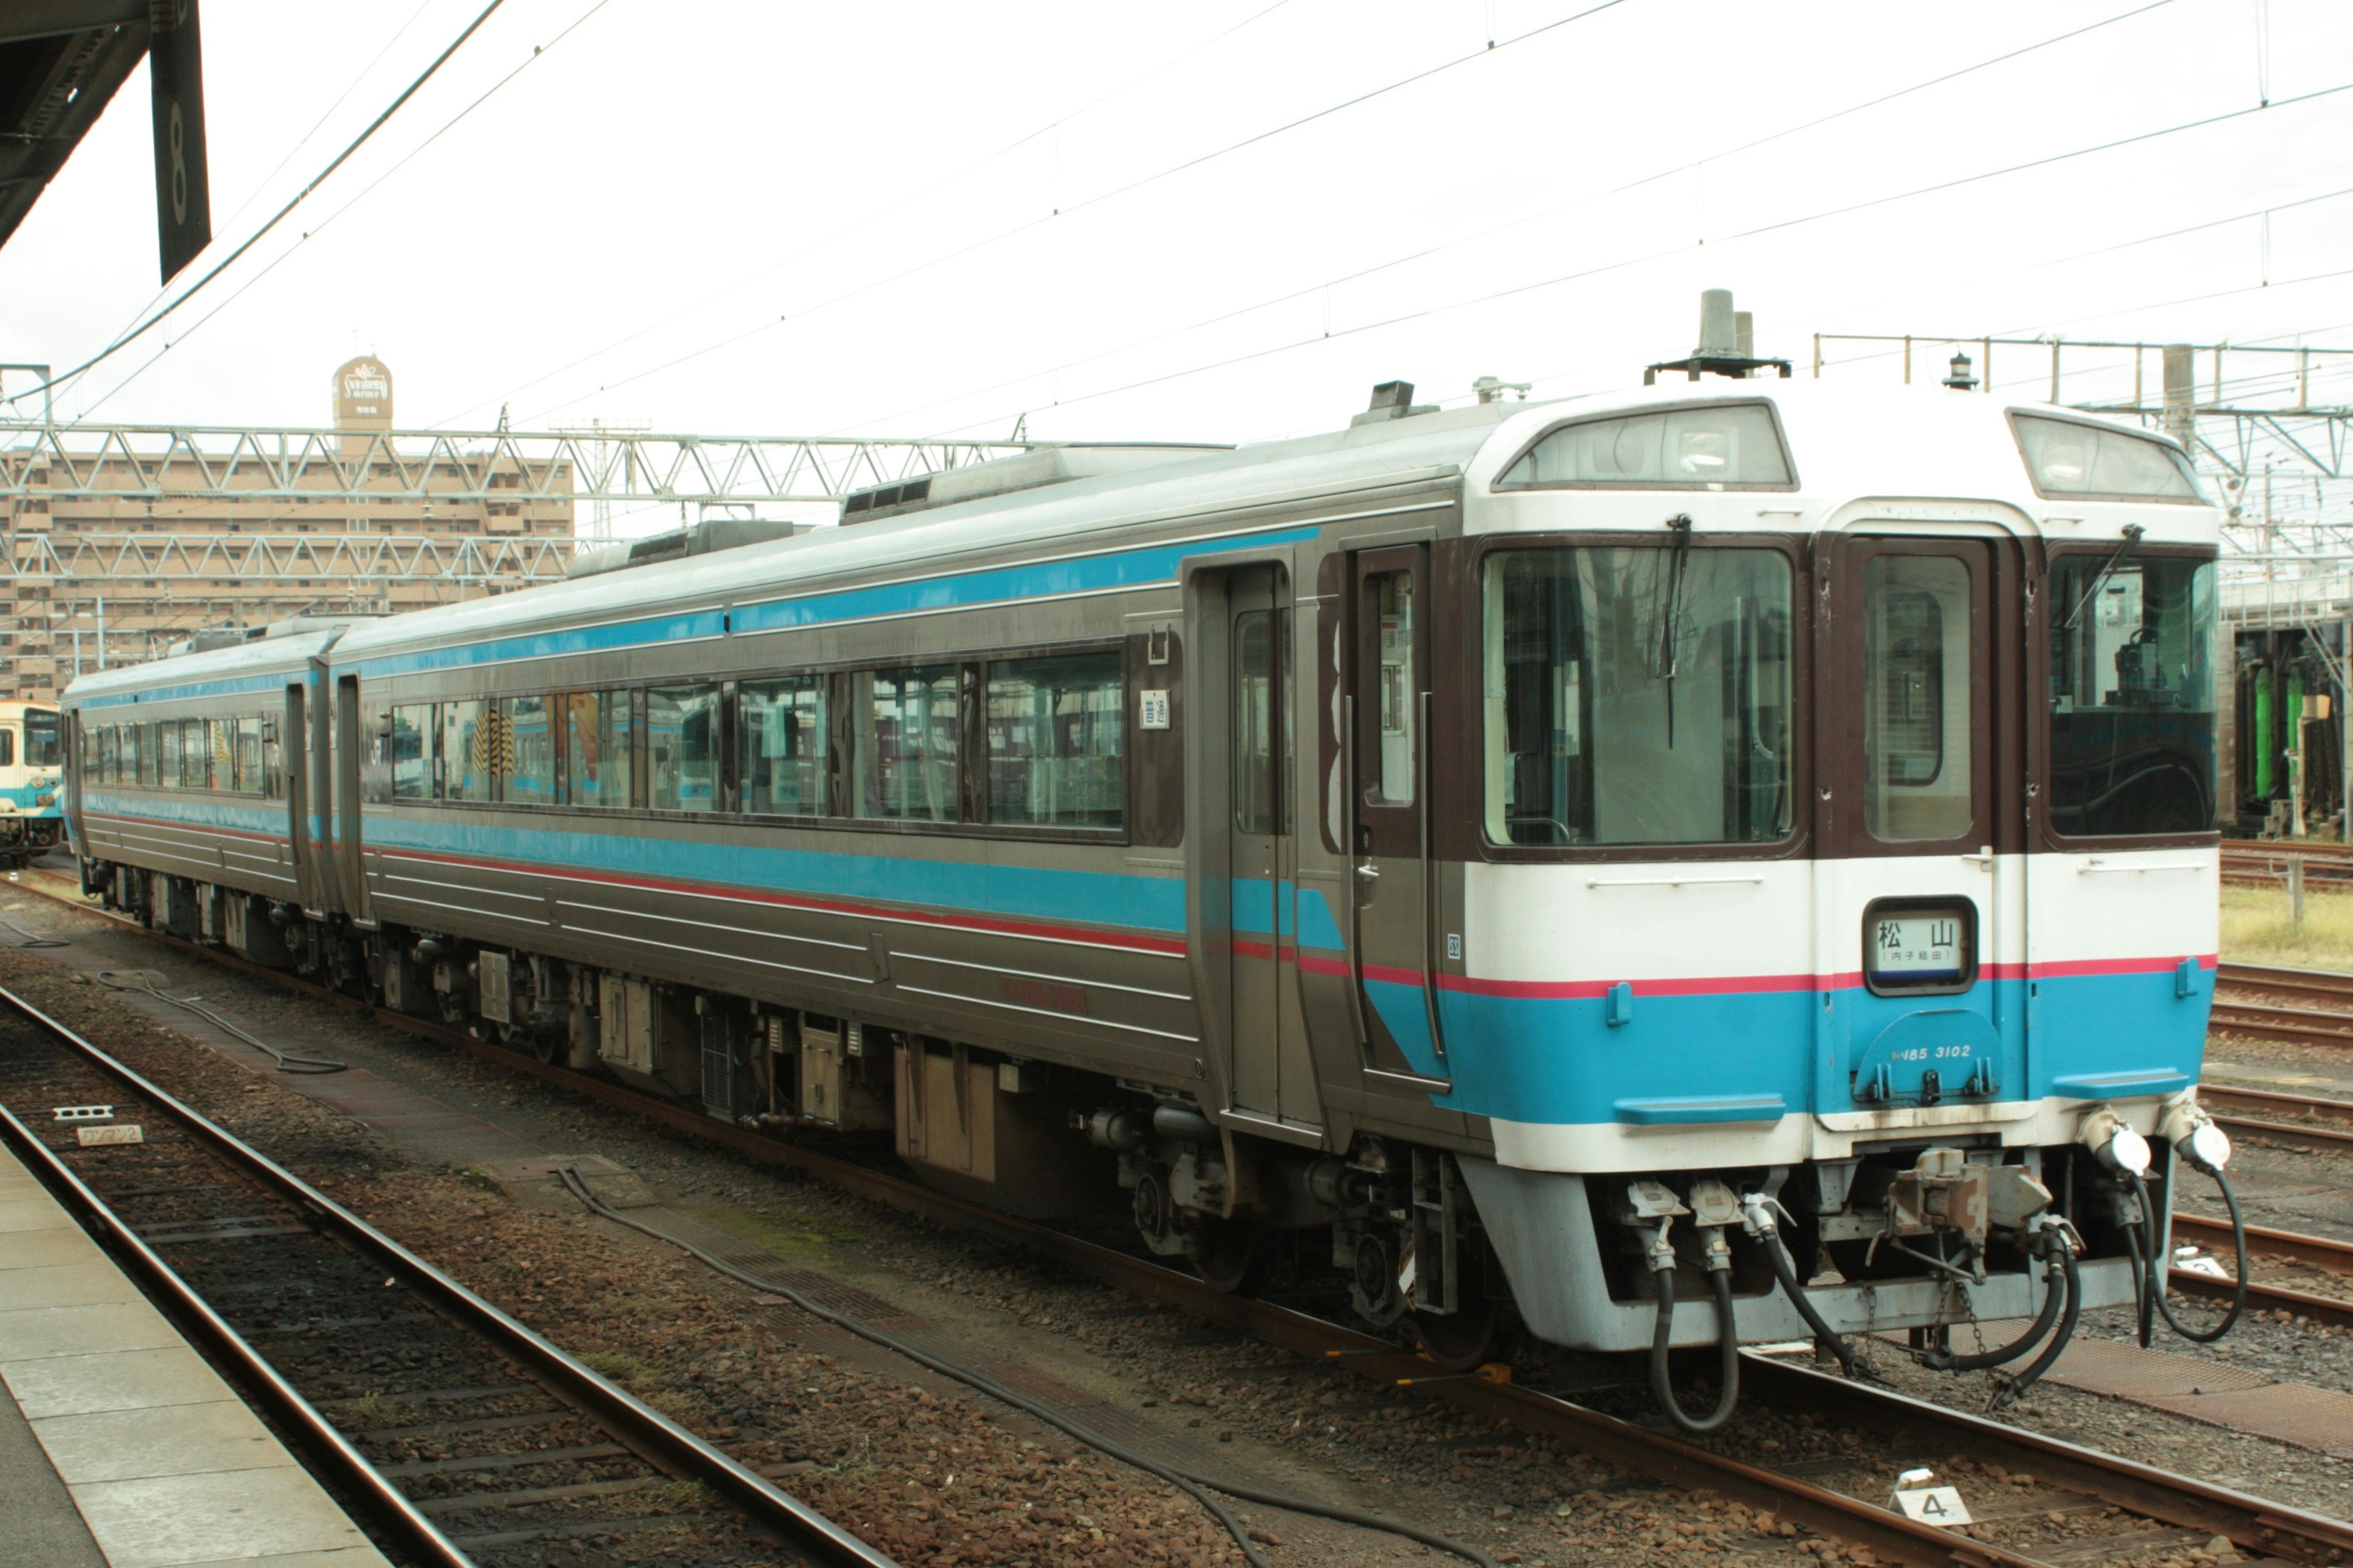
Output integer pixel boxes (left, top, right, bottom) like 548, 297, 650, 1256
26, 0, 513, 408
555, 1167, 1501, 1568
831, 0, 2186, 436
509, 0, 1637, 425
66, 0, 616, 423
914, 77, 2353, 439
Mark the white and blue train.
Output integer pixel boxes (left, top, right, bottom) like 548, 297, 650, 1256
0, 699, 66, 866
57, 344, 2242, 1424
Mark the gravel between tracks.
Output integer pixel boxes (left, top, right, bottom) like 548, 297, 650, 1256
0, 890, 2342, 1566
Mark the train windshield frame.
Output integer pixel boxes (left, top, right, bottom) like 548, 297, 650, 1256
21, 709, 60, 768
2044, 548, 2217, 838
1479, 540, 1797, 849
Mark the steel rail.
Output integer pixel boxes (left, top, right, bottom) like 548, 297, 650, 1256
2207, 999, 2353, 1049
19, 871, 2353, 1566
2215, 961, 2353, 1010
0, 978, 898, 1568
0, 1097, 474, 1568
2198, 1083, 2353, 1123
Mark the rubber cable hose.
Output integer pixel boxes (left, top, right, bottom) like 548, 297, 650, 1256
1987, 1243, 2080, 1413
1648, 1267, 1741, 1435
1921, 1238, 2068, 1373
1759, 1230, 1860, 1379
556, 1168, 1499, 1568
0, 912, 66, 949
2151, 1168, 2247, 1345
93, 970, 346, 1074
2126, 1176, 2157, 1349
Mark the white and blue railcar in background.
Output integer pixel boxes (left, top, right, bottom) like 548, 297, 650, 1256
58, 365, 2242, 1425
0, 699, 66, 866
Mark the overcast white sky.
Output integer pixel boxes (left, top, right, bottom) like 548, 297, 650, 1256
3, 0, 2350, 534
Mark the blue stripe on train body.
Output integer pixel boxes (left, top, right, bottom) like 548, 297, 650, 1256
81, 792, 2208, 1127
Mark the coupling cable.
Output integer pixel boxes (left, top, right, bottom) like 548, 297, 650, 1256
556, 1167, 1499, 1568
93, 970, 347, 1074
1644, 1213, 1741, 1434
2140, 1168, 2248, 1345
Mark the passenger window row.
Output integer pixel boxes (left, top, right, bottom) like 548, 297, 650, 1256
87, 718, 276, 797
370, 648, 1127, 831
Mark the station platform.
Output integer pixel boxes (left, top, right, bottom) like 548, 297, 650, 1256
0, 1138, 390, 1568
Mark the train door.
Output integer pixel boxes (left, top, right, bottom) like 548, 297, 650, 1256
284, 682, 311, 906
1224, 564, 1317, 1124
335, 673, 369, 923
1822, 534, 2024, 1112
1346, 545, 1449, 1083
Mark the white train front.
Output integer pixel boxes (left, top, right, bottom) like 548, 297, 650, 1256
59, 365, 2238, 1426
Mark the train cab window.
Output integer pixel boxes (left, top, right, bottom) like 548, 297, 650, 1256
740, 676, 827, 816
390, 706, 434, 799
647, 684, 718, 812
443, 700, 494, 803
1863, 557, 1972, 841
1496, 403, 1792, 490
985, 651, 1124, 830
566, 691, 632, 809
1482, 546, 1792, 846
854, 666, 960, 823
23, 710, 59, 769
502, 695, 558, 806
2014, 415, 2204, 503
2047, 554, 2215, 835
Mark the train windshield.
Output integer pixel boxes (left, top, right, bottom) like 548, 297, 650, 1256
1482, 546, 1794, 846
22, 710, 59, 768
2046, 554, 2216, 835
2014, 415, 2204, 502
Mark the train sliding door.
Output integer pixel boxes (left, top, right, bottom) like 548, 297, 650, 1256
1224, 564, 1317, 1126
1346, 545, 1449, 1085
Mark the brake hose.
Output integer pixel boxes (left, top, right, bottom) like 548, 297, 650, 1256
1649, 1266, 1741, 1434
1987, 1243, 2080, 1413
557, 1168, 1499, 1568
1756, 1225, 1861, 1379
2145, 1168, 2248, 1345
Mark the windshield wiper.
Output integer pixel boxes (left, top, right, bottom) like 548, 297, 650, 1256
2063, 523, 2145, 631
1656, 513, 1694, 746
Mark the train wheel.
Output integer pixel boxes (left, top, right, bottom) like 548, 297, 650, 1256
1194, 1217, 1261, 1295
1412, 1290, 1501, 1374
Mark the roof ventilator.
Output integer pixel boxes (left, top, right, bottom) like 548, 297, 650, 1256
1645, 289, 1792, 384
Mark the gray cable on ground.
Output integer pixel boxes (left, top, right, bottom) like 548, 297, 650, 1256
557, 1167, 1499, 1568
0, 911, 67, 948
93, 970, 347, 1074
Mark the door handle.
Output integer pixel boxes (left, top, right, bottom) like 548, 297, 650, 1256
1961, 846, 1994, 871
1355, 861, 1380, 880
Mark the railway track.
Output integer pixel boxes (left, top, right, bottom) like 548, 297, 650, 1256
0, 980, 891, 1568
12, 870, 2353, 1568
2220, 839, 2353, 892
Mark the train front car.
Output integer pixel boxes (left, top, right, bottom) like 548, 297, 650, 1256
0, 701, 67, 865
1440, 381, 2226, 1426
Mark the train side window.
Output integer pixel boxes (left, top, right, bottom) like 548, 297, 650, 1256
740, 675, 827, 817
390, 706, 434, 800
131, 724, 152, 786
157, 721, 182, 787
502, 695, 558, 806
444, 699, 494, 803
0, 728, 13, 768
200, 719, 227, 790
188, 721, 213, 789
234, 717, 265, 794
97, 726, 117, 784
854, 665, 960, 822
1863, 557, 1972, 841
566, 691, 632, 809
647, 684, 719, 812
985, 651, 1124, 830
1232, 611, 1291, 835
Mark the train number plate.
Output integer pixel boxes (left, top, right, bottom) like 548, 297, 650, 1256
1868, 911, 1968, 988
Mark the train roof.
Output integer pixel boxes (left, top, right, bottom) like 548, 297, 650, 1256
63, 626, 346, 708
65, 377, 2207, 699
